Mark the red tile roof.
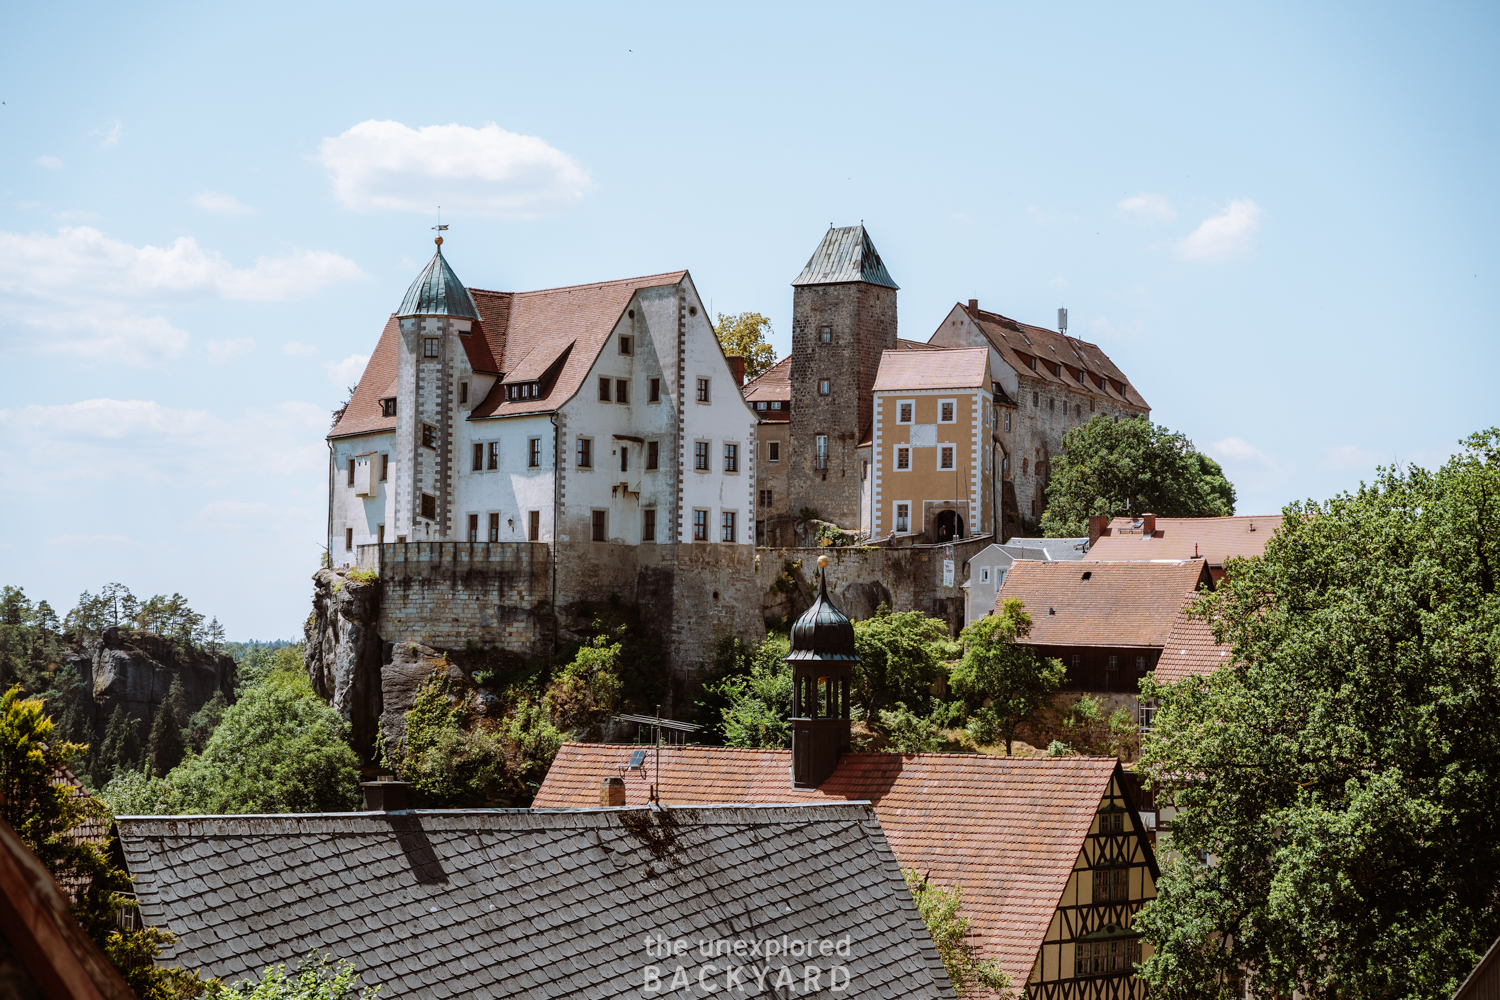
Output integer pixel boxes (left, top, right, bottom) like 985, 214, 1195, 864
995, 559, 1213, 648
872, 347, 989, 392
328, 316, 399, 440
1155, 606, 1233, 684
534, 744, 1124, 985
896, 338, 944, 351
743, 354, 791, 403
957, 305, 1148, 411
1084, 515, 1283, 567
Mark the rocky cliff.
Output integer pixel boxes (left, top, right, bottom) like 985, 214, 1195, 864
63, 627, 236, 732
304, 568, 385, 761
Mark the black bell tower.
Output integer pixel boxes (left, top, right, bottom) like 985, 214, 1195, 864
786, 555, 857, 788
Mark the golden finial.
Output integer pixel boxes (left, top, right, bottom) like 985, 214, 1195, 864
817, 555, 830, 568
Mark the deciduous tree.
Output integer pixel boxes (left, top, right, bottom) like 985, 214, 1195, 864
904, 868, 1011, 995
950, 599, 1065, 754
713, 311, 778, 381
852, 606, 950, 721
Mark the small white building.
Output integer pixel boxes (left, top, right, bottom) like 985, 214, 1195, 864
962, 537, 1089, 623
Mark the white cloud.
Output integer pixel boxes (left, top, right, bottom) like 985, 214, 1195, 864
35, 156, 64, 170
47, 533, 143, 549
191, 190, 255, 215
0, 226, 364, 365
317, 120, 593, 217
205, 337, 255, 363
1175, 199, 1264, 261
1117, 193, 1176, 224
88, 120, 123, 149
1322, 444, 1387, 472
283, 341, 319, 357
1050, 276, 1067, 290
1085, 315, 1145, 340
1207, 437, 1274, 465
325, 353, 369, 388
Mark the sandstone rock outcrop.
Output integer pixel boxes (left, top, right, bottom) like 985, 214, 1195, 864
305, 568, 384, 760
75, 628, 236, 731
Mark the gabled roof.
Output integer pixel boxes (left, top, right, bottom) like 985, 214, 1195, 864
119, 804, 955, 1000
534, 746, 1128, 986
791, 225, 899, 289
1156, 606, 1232, 684
328, 316, 399, 439
1000, 538, 1089, 562
1084, 515, 1283, 567
995, 559, 1213, 648
872, 346, 989, 392
742, 354, 790, 403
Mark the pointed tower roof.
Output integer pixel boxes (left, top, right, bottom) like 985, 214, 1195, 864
791, 224, 899, 289
787, 560, 859, 662
397, 238, 482, 320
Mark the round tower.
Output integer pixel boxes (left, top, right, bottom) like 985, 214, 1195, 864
786, 554, 858, 788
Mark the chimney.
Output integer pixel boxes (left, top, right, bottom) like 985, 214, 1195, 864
1058, 307, 1068, 335
968, 299, 979, 317
1141, 513, 1157, 537
1088, 514, 1108, 548
727, 356, 745, 387
361, 779, 411, 812
600, 775, 626, 808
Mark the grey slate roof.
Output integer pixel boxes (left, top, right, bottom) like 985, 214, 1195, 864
397, 243, 482, 320
792, 225, 899, 289
1000, 537, 1089, 561
117, 804, 956, 1000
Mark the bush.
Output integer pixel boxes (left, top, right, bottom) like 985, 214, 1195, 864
708, 635, 793, 749
877, 706, 944, 753
544, 634, 623, 739
904, 869, 1011, 994
207, 951, 378, 1000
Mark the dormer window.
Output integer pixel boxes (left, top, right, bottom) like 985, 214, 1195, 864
1028, 356, 1037, 371
380, 398, 397, 417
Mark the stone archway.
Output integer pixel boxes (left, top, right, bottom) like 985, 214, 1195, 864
928, 506, 966, 543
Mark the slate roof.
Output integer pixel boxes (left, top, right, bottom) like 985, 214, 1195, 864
1000, 538, 1088, 562
118, 804, 955, 1000
1156, 605, 1233, 684
872, 347, 989, 393
792, 225, 899, 289
995, 559, 1213, 648
397, 244, 482, 320
1084, 515, 1283, 568
535, 747, 1128, 986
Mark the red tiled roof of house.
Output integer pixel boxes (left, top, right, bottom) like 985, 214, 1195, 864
896, 338, 944, 351
995, 559, 1213, 648
743, 354, 791, 402
328, 316, 399, 439
959, 306, 1149, 411
470, 271, 687, 418
534, 744, 1123, 985
1156, 606, 1233, 684
1084, 515, 1283, 567
872, 346, 989, 392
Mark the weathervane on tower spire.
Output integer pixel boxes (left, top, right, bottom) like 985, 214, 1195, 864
432, 206, 447, 246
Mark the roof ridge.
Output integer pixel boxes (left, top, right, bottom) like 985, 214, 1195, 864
469, 270, 687, 299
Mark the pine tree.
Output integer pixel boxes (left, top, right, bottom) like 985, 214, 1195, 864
93, 705, 140, 785
145, 703, 184, 778
164, 676, 190, 728
184, 691, 228, 754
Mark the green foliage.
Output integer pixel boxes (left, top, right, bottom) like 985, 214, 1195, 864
94, 704, 143, 787
1040, 415, 1236, 537
877, 706, 944, 753
1135, 428, 1500, 1000
184, 691, 229, 754
207, 952, 378, 1000
0, 585, 67, 700
233, 642, 306, 694
145, 698, 186, 778
1046, 740, 1074, 757
816, 523, 854, 547
544, 633, 623, 738
706, 635, 794, 749
345, 568, 379, 585
852, 606, 950, 720
903, 869, 1012, 995
713, 311, 778, 381
950, 599, 1065, 754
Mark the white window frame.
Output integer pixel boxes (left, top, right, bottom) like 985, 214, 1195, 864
815, 434, 829, 471
939, 445, 955, 470
897, 399, 915, 424
818, 379, 831, 395
768, 441, 780, 462
895, 446, 910, 471
980, 567, 990, 584
937, 399, 957, 424
894, 502, 910, 534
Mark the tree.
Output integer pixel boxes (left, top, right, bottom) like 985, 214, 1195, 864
949, 599, 1066, 754
145, 700, 186, 778
852, 606, 950, 721
713, 311, 778, 381
704, 635, 793, 748
1135, 429, 1500, 1000
904, 869, 1011, 995
184, 691, 229, 753
1040, 415, 1235, 537
93, 704, 142, 787
208, 952, 378, 1000
544, 634, 623, 738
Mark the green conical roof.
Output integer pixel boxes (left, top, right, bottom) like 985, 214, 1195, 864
397, 240, 481, 320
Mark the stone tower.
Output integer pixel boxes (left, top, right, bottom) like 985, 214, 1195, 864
787, 555, 856, 788
393, 238, 482, 541
787, 225, 898, 529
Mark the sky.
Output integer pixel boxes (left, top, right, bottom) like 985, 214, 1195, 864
2, 2, 1497, 639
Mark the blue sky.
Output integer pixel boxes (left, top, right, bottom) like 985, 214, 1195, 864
2, 2, 1496, 639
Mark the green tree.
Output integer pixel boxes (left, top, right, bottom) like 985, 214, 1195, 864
1135, 429, 1500, 1000
903, 869, 1011, 995
705, 635, 793, 749
713, 311, 778, 381
544, 633, 623, 738
145, 701, 186, 778
877, 706, 945, 753
184, 691, 229, 754
207, 951, 378, 1000
1040, 415, 1235, 537
93, 704, 142, 787
950, 598, 1066, 754
852, 606, 950, 721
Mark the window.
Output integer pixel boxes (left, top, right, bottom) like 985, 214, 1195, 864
619, 334, 633, 355
1028, 355, 1037, 371
694, 441, 709, 471
818, 379, 831, 395
620, 447, 629, 473
723, 443, 738, 472
1072, 654, 1082, 669
692, 509, 708, 541
721, 511, 737, 543
649, 378, 661, 402
1136, 655, 1146, 671
756, 401, 767, 410
1139, 704, 1157, 732
472, 443, 483, 471
770, 400, 782, 410
592, 510, 607, 542
768, 441, 780, 462
422, 424, 437, 449
939, 445, 955, 470
529, 438, 542, 468
599, 377, 612, 402
381, 398, 397, 417
1090, 400, 1096, 413
696, 378, 710, 402
895, 503, 910, 533
1002, 456, 1009, 474
459, 382, 468, 404
758, 489, 773, 508
488, 513, 500, 542
528, 510, 540, 541
1049, 398, 1055, 412
1107, 654, 1119, 671
939, 400, 956, 423
423, 338, 439, 357
643, 509, 656, 542
380, 454, 388, 481
647, 441, 659, 470
347, 459, 355, 486
897, 401, 914, 424
420, 493, 436, 520
980, 568, 990, 584
819, 325, 832, 343
345, 527, 353, 551
896, 447, 910, 470
1004, 411, 1011, 432
576, 437, 592, 468
616, 379, 629, 404
861, 460, 867, 481
1032, 392, 1039, 407
468, 514, 479, 542
815, 434, 828, 470
488, 442, 499, 470
1022, 458, 1029, 474
377, 524, 384, 543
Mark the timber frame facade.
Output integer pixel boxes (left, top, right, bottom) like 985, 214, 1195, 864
1026, 769, 1159, 999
